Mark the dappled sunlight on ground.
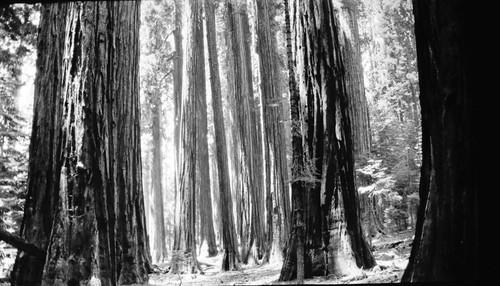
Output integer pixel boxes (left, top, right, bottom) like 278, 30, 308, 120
146, 230, 414, 285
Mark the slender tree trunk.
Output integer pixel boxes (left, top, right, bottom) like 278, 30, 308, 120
12, 2, 151, 285
171, 0, 183, 256
170, 0, 206, 275
402, 0, 477, 282
151, 92, 167, 263
254, 0, 290, 264
204, 0, 240, 271
194, 9, 217, 258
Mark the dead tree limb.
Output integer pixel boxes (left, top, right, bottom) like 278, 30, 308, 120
0, 227, 46, 259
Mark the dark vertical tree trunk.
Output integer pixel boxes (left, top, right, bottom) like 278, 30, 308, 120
279, 0, 306, 282
12, 2, 151, 285
151, 92, 167, 263
204, 0, 240, 271
280, 0, 375, 281
402, 0, 477, 282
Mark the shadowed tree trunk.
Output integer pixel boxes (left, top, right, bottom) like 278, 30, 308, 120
280, 0, 375, 281
402, 0, 477, 282
204, 0, 240, 271
279, 0, 305, 282
11, 2, 151, 285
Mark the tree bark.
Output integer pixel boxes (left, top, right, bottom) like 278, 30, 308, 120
11, 2, 151, 285
204, 0, 240, 271
337, 0, 371, 158
280, 0, 375, 280
279, 0, 305, 282
402, 0, 477, 282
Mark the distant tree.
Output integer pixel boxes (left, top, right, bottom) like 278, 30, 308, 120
169, 0, 203, 274
204, 0, 240, 271
254, 0, 291, 263
225, 0, 265, 263
11, 2, 151, 285
402, 0, 477, 282
193, 3, 217, 257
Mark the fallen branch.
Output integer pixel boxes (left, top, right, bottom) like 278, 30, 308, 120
0, 227, 46, 260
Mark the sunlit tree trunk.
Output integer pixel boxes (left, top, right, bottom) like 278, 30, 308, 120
12, 2, 151, 285
337, 0, 371, 157
254, 0, 290, 263
169, 0, 204, 275
194, 7, 217, 258
204, 0, 240, 271
151, 91, 167, 263
171, 0, 183, 255
402, 0, 477, 282
225, 0, 266, 263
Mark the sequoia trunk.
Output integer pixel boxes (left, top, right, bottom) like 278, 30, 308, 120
12, 2, 151, 285
402, 0, 477, 282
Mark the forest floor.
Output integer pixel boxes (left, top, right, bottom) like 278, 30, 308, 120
0, 230, 414, 285
147, 230, 414, 285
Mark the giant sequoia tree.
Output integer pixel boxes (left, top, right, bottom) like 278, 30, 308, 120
402, 0, 477, 282
280, 0, 375, 281
11, 2, 151, 285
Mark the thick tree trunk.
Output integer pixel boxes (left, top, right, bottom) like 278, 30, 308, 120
402, 0, 477, 282
12, 2, 151, 285
280, 0, 375, 281
204, 0, 240, 271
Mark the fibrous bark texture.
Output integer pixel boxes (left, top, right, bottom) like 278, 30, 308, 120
402, 0, 477, 282
12, 2, 151, 285
280, 0, 375, 281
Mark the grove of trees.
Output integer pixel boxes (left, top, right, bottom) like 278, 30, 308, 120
0, 0, 478, 285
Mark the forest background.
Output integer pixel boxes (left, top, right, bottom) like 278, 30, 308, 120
0, 0, 432, 283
